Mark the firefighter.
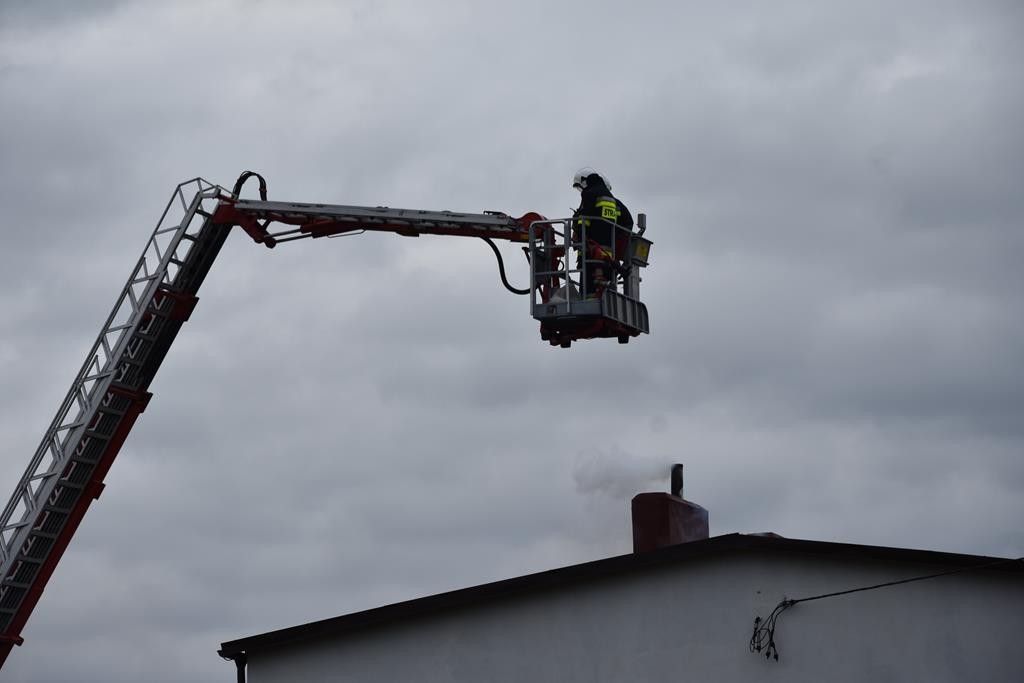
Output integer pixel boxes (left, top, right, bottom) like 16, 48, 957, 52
572, 168, 634, 297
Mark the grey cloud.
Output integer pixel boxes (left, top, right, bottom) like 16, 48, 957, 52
0, 0, 129, 29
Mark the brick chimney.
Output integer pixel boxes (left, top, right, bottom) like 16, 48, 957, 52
631, 464, 709, 553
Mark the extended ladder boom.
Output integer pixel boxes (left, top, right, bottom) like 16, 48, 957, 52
212, 199, 542, 247
0, 179, 232, 665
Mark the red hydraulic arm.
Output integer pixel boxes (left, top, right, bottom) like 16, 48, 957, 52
212, 198, 545, 248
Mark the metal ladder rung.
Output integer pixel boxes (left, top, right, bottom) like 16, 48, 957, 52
94, 404, 129, 418
68, 445, 110, 464
1, 580, 31, 590
40, 504, 74, 516
82, 429, 114, 442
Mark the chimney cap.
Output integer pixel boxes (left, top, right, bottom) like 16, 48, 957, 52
671, 463, 683, 498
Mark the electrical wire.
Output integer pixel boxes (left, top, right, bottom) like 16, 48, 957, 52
749, 599, 794, 661
481, 237, 529, 295
749, 555, 1023, 661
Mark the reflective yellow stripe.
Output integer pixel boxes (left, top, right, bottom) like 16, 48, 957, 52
596, 199, 620, 221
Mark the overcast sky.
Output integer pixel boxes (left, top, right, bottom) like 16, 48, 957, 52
1, 0, 1022, 680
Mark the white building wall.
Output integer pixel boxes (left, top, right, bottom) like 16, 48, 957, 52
247, 552, 1023, 682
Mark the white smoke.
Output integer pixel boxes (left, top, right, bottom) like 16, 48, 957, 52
572, 445, 676, 500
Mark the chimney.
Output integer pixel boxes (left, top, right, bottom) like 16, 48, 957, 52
631, 464, 709, 553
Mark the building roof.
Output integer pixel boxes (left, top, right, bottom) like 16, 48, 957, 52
218, 533, 1022, 658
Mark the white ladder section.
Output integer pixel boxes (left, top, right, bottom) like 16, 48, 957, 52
0, 178, 227, 657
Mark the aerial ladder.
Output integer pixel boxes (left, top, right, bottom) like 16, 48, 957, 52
0, 172, 652, 666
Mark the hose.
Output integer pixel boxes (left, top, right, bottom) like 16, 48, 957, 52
231, 171, 268, 200
480, 237, 529, 295
231, 171, 275, 246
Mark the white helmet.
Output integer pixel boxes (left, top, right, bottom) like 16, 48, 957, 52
572, 167, 611, 192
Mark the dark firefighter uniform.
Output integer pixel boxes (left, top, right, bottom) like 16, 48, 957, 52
574, 172, 634, 297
